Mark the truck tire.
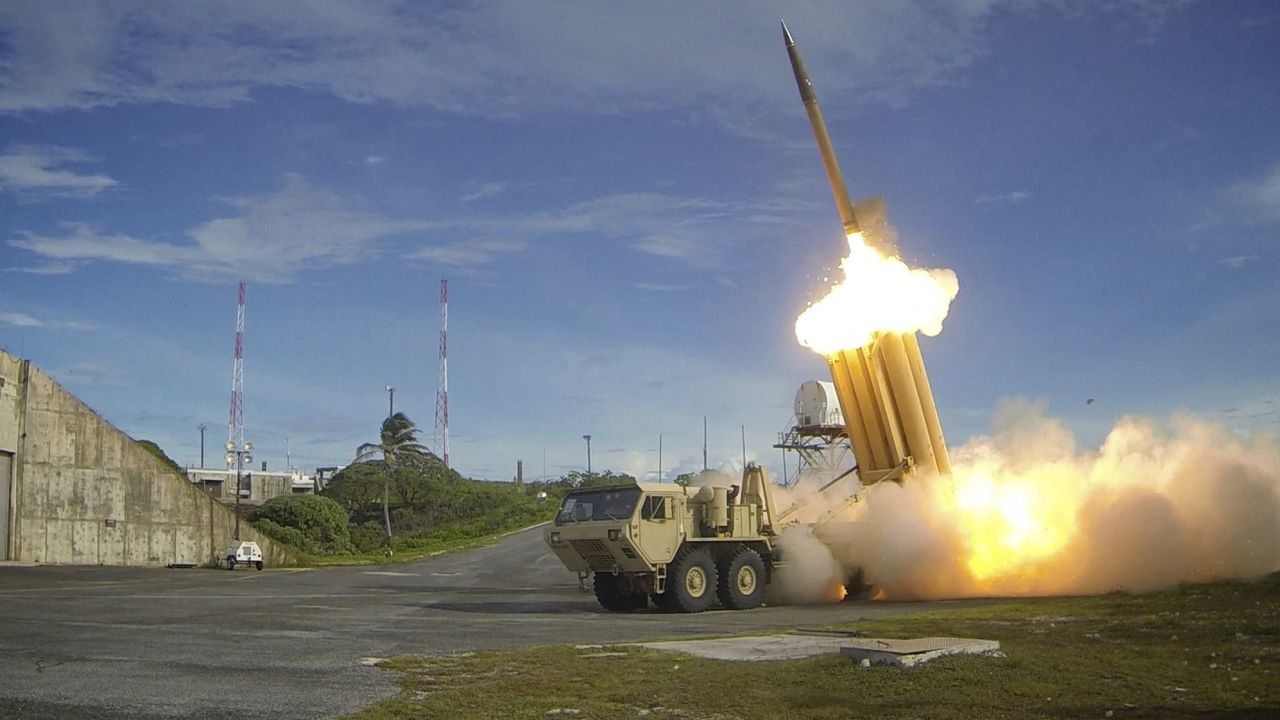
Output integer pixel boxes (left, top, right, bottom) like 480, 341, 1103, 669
668, 547, 717, 613
717, 546, 767, 610
593, 572, 646, 612
255, 561, 264, 571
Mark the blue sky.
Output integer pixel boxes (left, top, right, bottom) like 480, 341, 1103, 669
1, 1, 1277, 482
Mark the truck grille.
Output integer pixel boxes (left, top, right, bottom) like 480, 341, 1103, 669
569, 539, 616, 571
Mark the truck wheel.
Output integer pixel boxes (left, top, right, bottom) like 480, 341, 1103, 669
669, 547, 717, 613
593, 572, 646, 611
255, 561, 264, 571
226, 557, 236, 570
718, 546, 767, 610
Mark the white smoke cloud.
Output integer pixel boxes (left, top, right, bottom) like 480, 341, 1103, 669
802, 400, 1280, 601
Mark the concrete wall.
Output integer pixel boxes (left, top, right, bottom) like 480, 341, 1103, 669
0, 350, 294, 567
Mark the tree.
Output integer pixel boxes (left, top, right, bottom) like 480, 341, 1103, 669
356, 412, 429, 542
320, 463, 383, 513
249, 494, 354, 555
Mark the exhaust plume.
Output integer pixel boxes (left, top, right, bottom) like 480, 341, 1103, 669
814, 399, 1280, 600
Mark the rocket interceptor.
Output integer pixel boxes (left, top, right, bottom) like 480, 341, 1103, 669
782, 21, 952, 481
782, 21, 863, 245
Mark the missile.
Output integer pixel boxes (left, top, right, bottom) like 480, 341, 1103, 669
781, 20, 862, 241
782, 20, 952, 480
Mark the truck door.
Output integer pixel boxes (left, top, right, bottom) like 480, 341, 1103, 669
637, 495, 680, 565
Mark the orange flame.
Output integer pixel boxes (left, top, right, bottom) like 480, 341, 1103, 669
795, 232, 959, 356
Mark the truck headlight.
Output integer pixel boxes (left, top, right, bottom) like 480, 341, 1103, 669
608, 529, 620, 541
550, 532, 561, 544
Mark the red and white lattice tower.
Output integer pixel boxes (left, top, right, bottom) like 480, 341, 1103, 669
434, 278, 450, 468
226, 281, 246, 468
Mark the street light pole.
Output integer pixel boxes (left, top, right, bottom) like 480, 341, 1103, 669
582, 434, 592, 474
198, 423, 207, 469
225, 440, 253, 540
386, 385, 395, 419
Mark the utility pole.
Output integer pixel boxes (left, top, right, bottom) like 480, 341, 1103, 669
703, 415, 708, 470
583, 434, 592, 473
435, 278, 450, 468
197, 423, 207, 469
658, 434, 663, 483
226, 282, 246, 470
385, 385, 395, 419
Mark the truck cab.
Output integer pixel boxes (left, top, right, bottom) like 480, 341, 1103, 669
544, 470, 779, 613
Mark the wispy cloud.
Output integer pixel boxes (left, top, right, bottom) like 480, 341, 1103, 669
1219, 255, 1259, 269
0, 309, 94, 330
1, 261, 79, 275
974, 190, 1030, 205
632, 235, 698, 259
0, 311, 43, 327
406, 191, 755, 268
1224, 162, 1280, 222
408, 237, 525, 266
0, 145, 119, 200
460, 182, 507, 203
9, 174, 431, 283
0, 2, 1185, 123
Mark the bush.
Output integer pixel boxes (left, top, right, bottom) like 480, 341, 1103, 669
249, 494, 355, 555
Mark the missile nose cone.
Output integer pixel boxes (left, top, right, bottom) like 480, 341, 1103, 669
781, 19, 795, 47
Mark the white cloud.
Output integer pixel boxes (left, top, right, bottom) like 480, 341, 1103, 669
632, 235, 698, 259
0, 310, 93, 330
974, 190, 1030, 205
408, 237, 525, 266
1, 261, 79, 275
1218, 255, 1259, 269
460, 182, 507, 203
1225, 162, 1280, 222
9, 174, 431, 283
363, 155, 386, 165
0, 1, 1171, 123
0, 310, 43, 327
405, 191, 754, 268
0, 145, 119, 199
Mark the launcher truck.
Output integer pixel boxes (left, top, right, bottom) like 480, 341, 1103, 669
545, 23, 955, 612
544, 461, 905, 612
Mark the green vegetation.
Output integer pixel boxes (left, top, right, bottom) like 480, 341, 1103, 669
356, 412, 431, 541
248, 494, 355, 555
136, 439, 184, 477
245, 412, 638, 564
349, 573, 1280, 719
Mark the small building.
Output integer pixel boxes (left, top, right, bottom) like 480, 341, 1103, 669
186, 467, 314, 504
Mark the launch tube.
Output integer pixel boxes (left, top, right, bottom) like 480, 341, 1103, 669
783, 21, 952, 481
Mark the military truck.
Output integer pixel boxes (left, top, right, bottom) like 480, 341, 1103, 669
544, 462, 903, 612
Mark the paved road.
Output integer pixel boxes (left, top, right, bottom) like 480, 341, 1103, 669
0, 527, 982, 719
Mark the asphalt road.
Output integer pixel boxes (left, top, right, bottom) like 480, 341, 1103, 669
0, 527, 982, 719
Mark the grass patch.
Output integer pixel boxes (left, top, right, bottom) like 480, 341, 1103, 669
348, 572, 1280, 719
285, 521, 547, 567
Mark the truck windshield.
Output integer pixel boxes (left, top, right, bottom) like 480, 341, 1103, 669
555, 487, 641, 525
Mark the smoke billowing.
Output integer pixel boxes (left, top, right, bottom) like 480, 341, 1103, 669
774, 398, 1280, 602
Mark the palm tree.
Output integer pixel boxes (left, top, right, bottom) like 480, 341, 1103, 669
357, 412, 428, 542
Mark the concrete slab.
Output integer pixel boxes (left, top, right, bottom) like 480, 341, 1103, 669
839, 637, 1002, 667
636, 633, 1001, 665
636, 632, 855, 661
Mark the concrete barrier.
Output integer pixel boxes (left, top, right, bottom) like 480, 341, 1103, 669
0, 350, 295, 567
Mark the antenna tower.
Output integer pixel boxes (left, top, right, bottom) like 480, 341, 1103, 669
434, 278, 450, 467
226, 281, 246, 469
